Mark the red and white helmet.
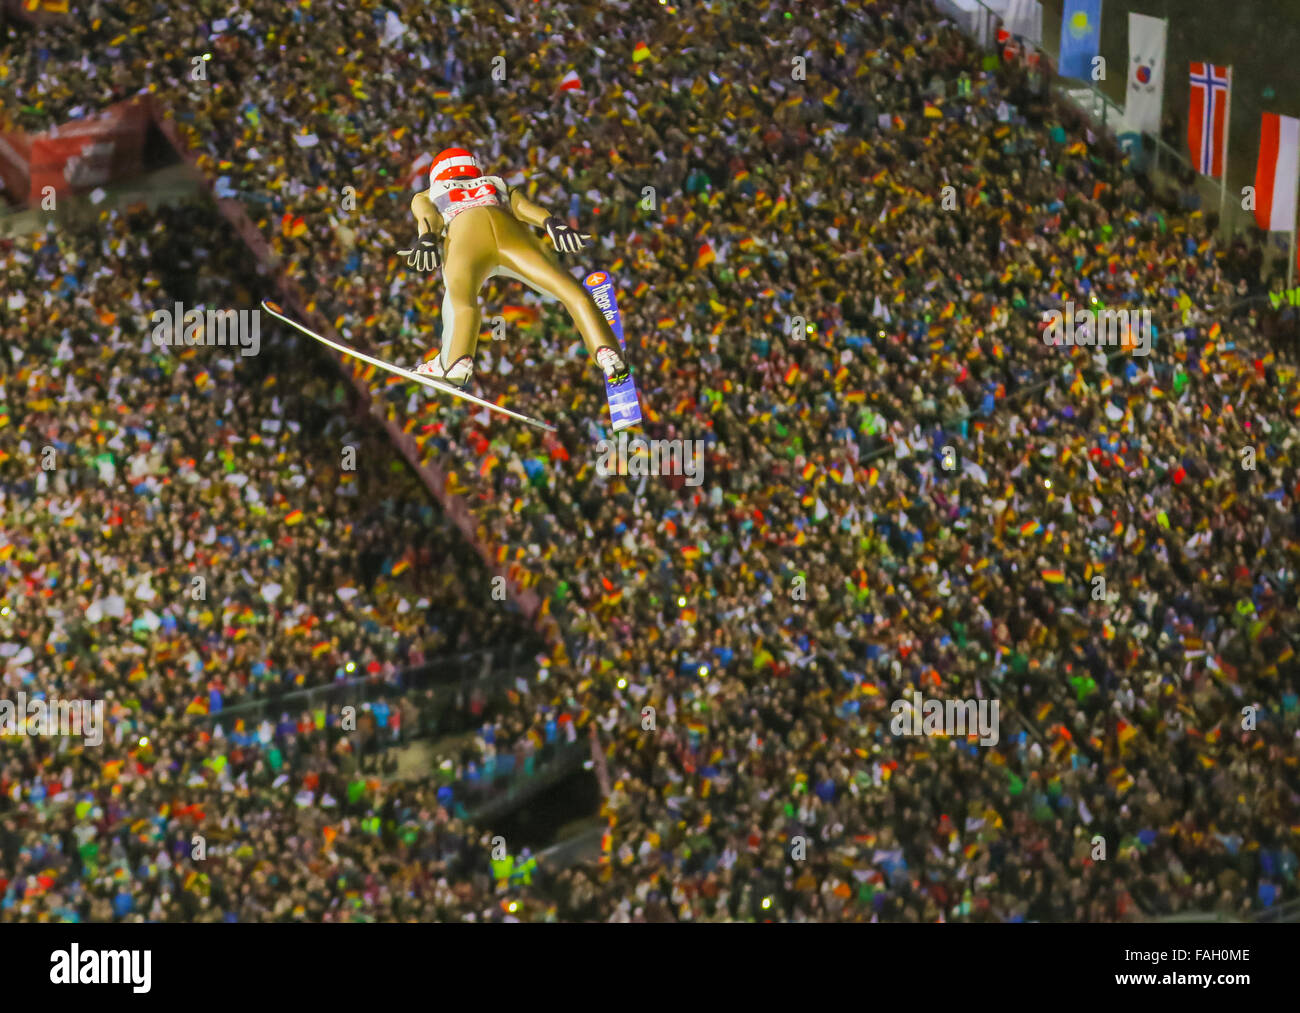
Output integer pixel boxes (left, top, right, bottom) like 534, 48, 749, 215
430, 147, 482, 184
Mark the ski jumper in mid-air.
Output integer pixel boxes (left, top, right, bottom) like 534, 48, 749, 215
397, 146, 630, 390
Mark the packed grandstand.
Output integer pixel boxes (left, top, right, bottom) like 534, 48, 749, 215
0, 0, 1298, 923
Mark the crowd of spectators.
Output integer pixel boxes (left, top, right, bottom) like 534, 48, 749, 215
0, 198, 549, 919
2, 0, 1299, 921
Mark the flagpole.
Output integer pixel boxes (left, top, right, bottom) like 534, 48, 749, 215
1218, 66, 1233, 241
1289, 151, 1299, 289
1152, 18, 1170, 177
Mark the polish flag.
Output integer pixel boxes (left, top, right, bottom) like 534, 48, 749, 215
1254, 113, 1300, 233
559, 70, 582, 92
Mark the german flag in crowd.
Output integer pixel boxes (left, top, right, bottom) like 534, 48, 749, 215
280, 213, 307, 238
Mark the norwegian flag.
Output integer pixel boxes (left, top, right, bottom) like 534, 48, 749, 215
1187, 62, 1231, 178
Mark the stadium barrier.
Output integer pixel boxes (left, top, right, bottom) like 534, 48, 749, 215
466, 740, 588, 823
537, 824, 606, 874
0, 98, 152, 207
197, 643, 525, 725
200, 648, 549, 798
1252, 896, 1300, 923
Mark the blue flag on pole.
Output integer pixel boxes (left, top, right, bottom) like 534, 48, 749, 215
1059, 0, 1102, 80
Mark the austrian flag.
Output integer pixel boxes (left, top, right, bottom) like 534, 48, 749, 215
1187, 62, 1230, 178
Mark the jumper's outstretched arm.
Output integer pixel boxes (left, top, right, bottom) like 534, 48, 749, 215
411, 192, 443, 237
508, 187, 553, 230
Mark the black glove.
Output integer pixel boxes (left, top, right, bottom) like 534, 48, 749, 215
397, 232, 442, 272
544, 216, 591, 254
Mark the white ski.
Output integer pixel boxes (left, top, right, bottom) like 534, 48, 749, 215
261, 300, 557, 433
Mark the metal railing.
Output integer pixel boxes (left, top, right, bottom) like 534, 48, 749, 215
466, 740, 588, 823
199, 642, 528, 727
1252, 895, 1300, 923
945, 0, 1197, 181
537, 824, 606, 873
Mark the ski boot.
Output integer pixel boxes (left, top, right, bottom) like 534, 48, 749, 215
415, 352, 474, 389
595, 345, 630, 385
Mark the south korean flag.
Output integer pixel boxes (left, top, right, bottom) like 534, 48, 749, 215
1125, 13, 1167, 135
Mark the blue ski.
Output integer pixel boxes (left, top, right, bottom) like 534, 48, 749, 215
583, 270, 642, 432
